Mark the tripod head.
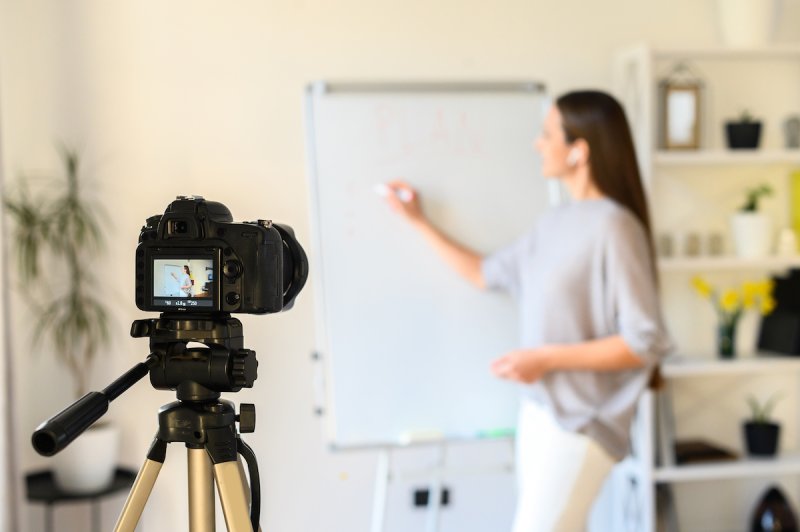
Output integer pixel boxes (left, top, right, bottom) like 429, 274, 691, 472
132, 312, 258, 402
32, 313, 258, 456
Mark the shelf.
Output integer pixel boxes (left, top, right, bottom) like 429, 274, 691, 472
653, 45, 800, 60
661, 354, 800, 378
655, 452, 800, 483
654, 149, 800, 166
658, 256, 800, 272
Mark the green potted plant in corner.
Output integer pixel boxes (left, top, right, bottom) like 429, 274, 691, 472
725, 109, 763, 149
731, 183, 774, 258
4, 148, 117, 493
744, 393, 782, 457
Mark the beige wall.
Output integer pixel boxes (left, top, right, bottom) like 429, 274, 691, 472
2, 1, 799, 530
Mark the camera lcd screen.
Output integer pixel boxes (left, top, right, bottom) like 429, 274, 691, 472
152, 258, 216, 309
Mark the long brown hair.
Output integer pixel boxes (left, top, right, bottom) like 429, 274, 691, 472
556, 90, 656, 262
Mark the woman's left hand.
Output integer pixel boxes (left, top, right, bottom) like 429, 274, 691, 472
490, 347, 557, 384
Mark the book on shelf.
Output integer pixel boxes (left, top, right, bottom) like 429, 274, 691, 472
674, 439, 739, 465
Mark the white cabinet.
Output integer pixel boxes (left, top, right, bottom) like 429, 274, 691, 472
612, 44, 800, 531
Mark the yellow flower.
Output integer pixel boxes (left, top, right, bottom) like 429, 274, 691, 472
691, 276, 713, 299
691, 276, 775, 317
720, 289, 741, 313
762, 280, 776, 296
742, 282, 758, 309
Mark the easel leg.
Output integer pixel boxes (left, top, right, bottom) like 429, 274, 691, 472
425, 444, 446, 532
115, 439, 168, 532
657, 382, 676, 468
370, 449, 391, 532
45, 503, 53, 532
214, 461, 253, 532
188, 448, 215, 532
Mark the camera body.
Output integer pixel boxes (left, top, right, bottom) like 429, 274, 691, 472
135, 196, 306, 314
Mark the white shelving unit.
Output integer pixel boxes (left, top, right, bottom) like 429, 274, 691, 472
653, 45, 800, 61
661, 354, 800, 377
658, 256, 800, 272
655, 149, 800, 166
613, 44, 800, 531
656, 356, 800, 483
654, 452, 800, 483
661, 354, 800, 379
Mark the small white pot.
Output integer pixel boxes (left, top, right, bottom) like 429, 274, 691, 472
716, 0, 782, 48
52, 423, 120, 494
731, 211, 773, 258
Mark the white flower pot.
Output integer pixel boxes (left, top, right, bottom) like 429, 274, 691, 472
716, 0, 781, 48
731, 211, 773, 258
52, 423, 120, 494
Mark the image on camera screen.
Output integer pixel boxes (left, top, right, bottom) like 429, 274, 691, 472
152, 258, 215, 308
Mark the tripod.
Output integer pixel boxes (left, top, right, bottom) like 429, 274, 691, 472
115, 398, 259, 531
32, 314, 262, 532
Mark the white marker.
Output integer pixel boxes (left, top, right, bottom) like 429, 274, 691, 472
373, 183, 413, 203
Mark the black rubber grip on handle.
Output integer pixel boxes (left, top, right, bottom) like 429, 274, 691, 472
31, 392, 109, 456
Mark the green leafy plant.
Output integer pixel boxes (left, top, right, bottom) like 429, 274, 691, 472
4, 147, 111, 399
740, 184, 773, 212
737, 109, 756, 124
746, 393, 783, 424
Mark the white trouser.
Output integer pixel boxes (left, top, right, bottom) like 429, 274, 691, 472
512, 400, 615, 532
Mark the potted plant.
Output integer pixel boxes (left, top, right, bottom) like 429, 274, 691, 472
4, 148, 118, 493
725, 109, 763, 149
744, 394, 782, 457
691, 277, 775, 358
731, 183, 774, 258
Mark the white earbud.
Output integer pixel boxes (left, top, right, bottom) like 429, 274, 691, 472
567, 148, 580, 167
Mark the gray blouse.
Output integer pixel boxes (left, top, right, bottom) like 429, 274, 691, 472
482, 197, 672, 460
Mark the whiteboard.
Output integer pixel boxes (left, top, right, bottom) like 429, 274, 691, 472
305, 82, 556, 448
161, 264, 183, 297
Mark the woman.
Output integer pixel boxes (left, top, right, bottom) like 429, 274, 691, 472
170, 265, 193, 297
383, 90, 672, 531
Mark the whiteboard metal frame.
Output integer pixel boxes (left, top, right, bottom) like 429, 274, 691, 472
304, 80, 549, 450
312, 81, 546, 95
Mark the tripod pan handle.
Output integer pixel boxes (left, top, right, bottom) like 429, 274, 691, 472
32, 392, 109, 456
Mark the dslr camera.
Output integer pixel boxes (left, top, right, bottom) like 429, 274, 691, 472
135, 195, 308, 314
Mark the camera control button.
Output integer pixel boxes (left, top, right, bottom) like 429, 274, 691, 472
226, 292, 241, 305
223, 260, 242, 279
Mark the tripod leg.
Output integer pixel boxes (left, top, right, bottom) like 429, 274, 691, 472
114, 438, 168, 532
188, 447, 216, 532
236, 457, 262, 532
214, 461, 253, 532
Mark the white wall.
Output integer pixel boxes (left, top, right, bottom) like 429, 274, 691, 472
2, 1, 800, 531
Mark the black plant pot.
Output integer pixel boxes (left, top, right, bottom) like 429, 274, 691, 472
744, 422, 780, 456
726, 122, 763, 149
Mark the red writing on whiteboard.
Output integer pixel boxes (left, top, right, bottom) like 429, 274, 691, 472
370, 104, 486, 165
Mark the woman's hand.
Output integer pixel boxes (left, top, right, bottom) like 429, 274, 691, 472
490, 347, 557, 384
384, 180, 427, 227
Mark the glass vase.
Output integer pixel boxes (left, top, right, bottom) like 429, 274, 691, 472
718, 320, 738, 359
